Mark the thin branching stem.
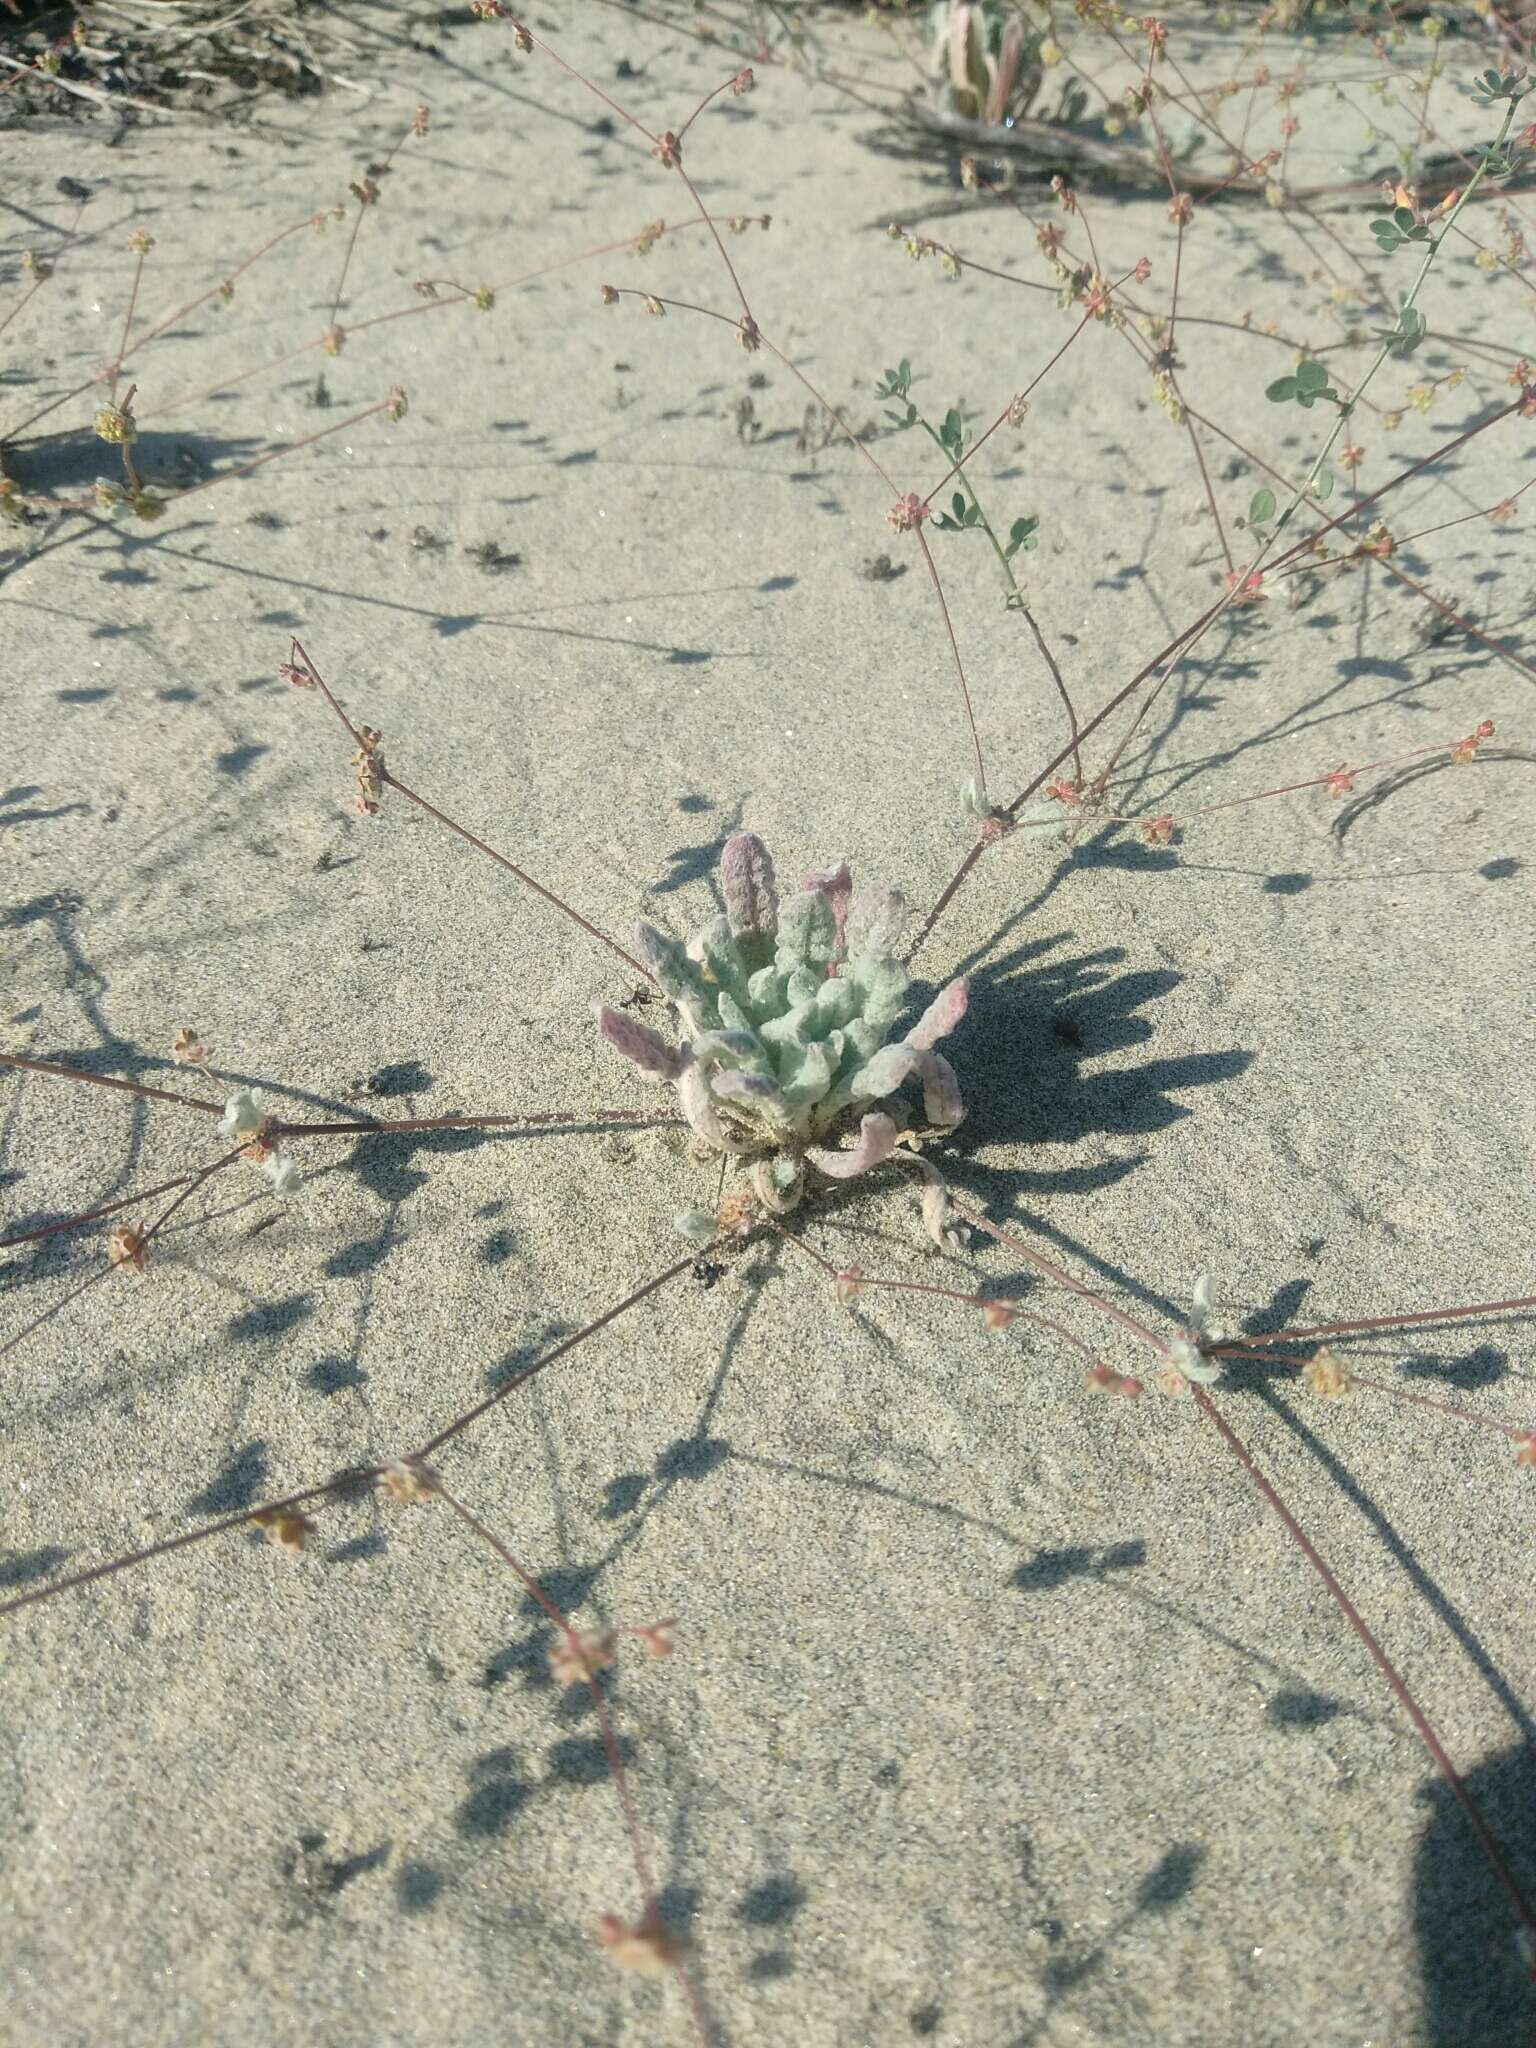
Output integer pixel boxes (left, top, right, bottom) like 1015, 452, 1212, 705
435, 1482, 713, 2045
1223, 1295, 1536, 1348
273, 1109, 680, 1140
1191, 1385, 1536, 1966
1, 1140, 247, 1363
0, 1051, 223, 1115
286, 640, 654, 985
0, 1471, 364, 1622
0, 1172, 203, 1250
108, 240, 149, 403
417, 1250, 697, 1459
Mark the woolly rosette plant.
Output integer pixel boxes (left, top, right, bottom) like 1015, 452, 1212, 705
595, 834, 969, 1239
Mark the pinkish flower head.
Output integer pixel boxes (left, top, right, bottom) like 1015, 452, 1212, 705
886, 492, 931, 534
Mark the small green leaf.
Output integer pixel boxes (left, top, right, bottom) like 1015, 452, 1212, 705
1266, 374, 1300, 403
1295, 359, 1329, 393
1248, 487, 1275, 525
1392, 205, 1417, 232
1312, 469, 1333, 503
1375, 302, 1426, 358
951, 492, 967, 522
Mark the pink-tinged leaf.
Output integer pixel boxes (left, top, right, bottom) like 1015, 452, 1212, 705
846, 882, 908, 961
801, 859, 852, 958
988, 16, 1026, 125
920, 1174, 966, 1250
594, 1003, 681, 1081
895, 1152, 970, 1250
906, 977, 968, 1051
914, 1049, 964, 1129
847, 1043, 918, 1103
719, 833, 778, 943
678, 1053, 752, 1153
712, 1068, 783, 1110
807, 1111, 900, 1181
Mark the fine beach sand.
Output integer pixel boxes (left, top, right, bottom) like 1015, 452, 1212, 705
3, 10, 1536, 2045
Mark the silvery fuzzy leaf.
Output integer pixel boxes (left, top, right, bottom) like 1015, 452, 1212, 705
914, 1048, 964, 1129
838, 1017, 883, 1071
1166, 1334, 1222, 1386
847, 1042, 919, 1104
635, 922, 715, 1021
802, 859, 853, 957
747, 964, 785, 1020
776, 889, 838, 973
846, 882, 908, 962
959, 774, 993, 819
785, 966, 821, 1009
807, 1111, 900, 1181
690, 1029, 764, 1071
853, 954, 910, 1037
678, 1052, 750, 1153
719, 832, 779, 945
716, 990, 757, 1037
594, 1002, 682, 1082
676, 1206, 717, 1243
1184, 1275, 1226, 1348
778, 1038, 834, 1112
219, 1086, 267, 1141
759, 1001, 815, 1056
905, 976, 968, 1051
712, 1068, 789, 1124
712, 1067, 780, 1101
693, 914, 751, 1005
811, 974, 857, 1032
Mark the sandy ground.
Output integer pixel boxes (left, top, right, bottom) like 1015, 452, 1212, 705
3, 9, 1535, 2046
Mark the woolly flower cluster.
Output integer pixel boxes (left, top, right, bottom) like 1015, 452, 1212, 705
219, 1087, 300, 1197
596, 835, 968, 1231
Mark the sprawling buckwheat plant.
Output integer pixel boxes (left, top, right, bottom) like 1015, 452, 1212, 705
7, 6, 1536, 2046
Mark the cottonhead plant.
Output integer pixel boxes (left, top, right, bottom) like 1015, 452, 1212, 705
597, 834, 970, 1234
5, 5, 1536, 2045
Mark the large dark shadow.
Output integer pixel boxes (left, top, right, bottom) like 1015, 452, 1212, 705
6, 427, 269, 502
930, 923, 1253, 1205
1414, 1744, 1536, 2046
